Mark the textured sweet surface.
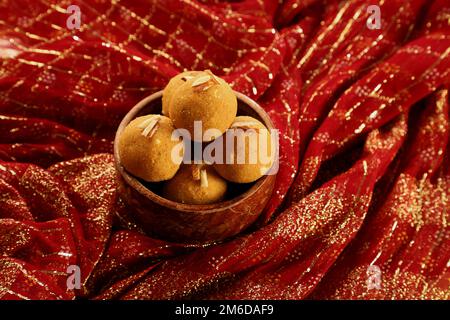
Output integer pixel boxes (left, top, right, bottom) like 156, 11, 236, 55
214, 116, 274, 183
162, 164, 227, 204
161, 71, 201, 116
0, 0, 449, 300
169, 72, 237, 141
118, 115, 182, 182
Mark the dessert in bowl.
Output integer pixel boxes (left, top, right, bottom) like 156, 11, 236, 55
114, 71, 278, 243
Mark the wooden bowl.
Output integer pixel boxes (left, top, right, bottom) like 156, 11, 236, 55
113, 90, 277, 243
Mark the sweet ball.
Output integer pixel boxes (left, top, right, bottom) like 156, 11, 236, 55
213, 116, 274, 183
118, 115, 183, 182
168, 71, 237, 142
162, 164, 227, 204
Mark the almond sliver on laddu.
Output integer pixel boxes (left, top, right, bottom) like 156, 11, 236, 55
192, 75, 211, 87
141, 117, 160, 137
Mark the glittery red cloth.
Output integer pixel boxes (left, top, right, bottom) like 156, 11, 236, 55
0, 0, 449, 300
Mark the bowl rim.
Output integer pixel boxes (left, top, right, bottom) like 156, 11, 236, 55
113, 90, 277, 214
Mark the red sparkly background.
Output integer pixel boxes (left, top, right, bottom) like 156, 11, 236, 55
0, 0, 449, 299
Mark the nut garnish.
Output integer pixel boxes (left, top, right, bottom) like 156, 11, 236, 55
205, 70, 221, 85
191, 71, 221, 92
192, 75, 211, 87
139, 116, 161, 138
231, 121, 261, 130
200, 169, 208, 188
137, 118, 153, 129
192, 165, 201, 180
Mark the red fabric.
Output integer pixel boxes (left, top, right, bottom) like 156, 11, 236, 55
0, 0, 449, 299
